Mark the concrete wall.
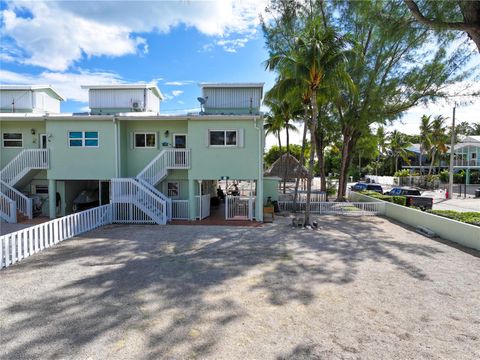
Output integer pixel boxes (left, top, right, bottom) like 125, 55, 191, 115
349, 191, 480, 251
263, 177, 280, 204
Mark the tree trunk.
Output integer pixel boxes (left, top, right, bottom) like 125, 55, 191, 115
315, 126, 327, 194
283, 121, 290, 194
293, 107, 309, 212
395, 155, 399, 173
428, 150, 435, 175
336, 129, 351, 201
304, 90, 318, 226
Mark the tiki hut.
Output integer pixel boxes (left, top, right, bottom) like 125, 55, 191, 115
264, 153, 309, 181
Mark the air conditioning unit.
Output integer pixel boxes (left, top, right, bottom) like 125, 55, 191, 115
132, 101, 144, 112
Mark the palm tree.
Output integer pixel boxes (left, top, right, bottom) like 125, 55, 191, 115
419, 115, 433, 175
264, 113, 283, 150
266, 22, 352, 224
388, 130, 412, 173
264, 92, 301, 193
428, 115, 448, 174
375, 126, 387, 175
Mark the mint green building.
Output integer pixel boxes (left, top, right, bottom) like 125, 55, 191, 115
1, 83, 270, 224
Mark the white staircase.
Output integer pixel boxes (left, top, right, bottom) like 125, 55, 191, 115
111, 148, 190, 224
0, 149, 48, 222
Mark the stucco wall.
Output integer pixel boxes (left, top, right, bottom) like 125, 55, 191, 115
46, 120, 116, 180
0, 121, 46, 167
349, 191, 480, 251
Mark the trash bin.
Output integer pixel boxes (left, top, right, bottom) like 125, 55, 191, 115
475, 188, 480, 198
272, 200, 280, 213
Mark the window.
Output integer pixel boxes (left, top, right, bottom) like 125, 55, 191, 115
167, 182, 179, 197
2, 133, 23, 148
472, 153, 477, 159
33, 185, 49, 195
209, 130, 237, 146
68, 131, 99, 147
135, 132, 156, 148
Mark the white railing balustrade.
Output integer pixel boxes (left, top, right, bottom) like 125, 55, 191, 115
111, 178, 167, 224
172, 200, 189, 219
137, 178, 172, 220
226, 196, 255, 220
196, 194, 211, 220
0, 180, 33, 219
138, 148, 191, 186
0, 204, 112, 269
278, 192, 326, 203
0, 193, 16, 223
278, 201, 385, 216
0, 149, 49, 186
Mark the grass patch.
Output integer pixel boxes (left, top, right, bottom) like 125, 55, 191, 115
359, 191, 406, 206
427, 210, 480, 227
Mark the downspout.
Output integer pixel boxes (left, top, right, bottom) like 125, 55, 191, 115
254, 115, 263, 221
114, 116, 119, 177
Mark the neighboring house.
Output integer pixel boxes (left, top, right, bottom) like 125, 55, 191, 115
402, 136, 479, 182
0, 82, 271, 224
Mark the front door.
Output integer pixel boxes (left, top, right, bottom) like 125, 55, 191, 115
173, 134, 186, 148
173, 134, 187, 166
39, 134, 47, 149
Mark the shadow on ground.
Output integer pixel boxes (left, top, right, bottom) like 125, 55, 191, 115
0, 216, 449, 359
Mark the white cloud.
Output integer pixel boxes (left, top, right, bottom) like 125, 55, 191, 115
171, 90, 184, 97
0, 68, 124, 102
1, 0, 268, 71
164, 81, 193, 86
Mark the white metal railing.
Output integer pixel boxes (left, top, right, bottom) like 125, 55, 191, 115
278, 192, 326, 203
278, 201, 385, 216
0, 179, 33, 219
453, 159, 479, 166
0, 149, 49, 186
196, 194, 211, 220
137, 148, 191, 186
111, 178, 167, 224
172, 200, 189, 219
0, 204, 112, 269
0, 192, 16, 223
137, 178, 172, 220
226, 196, 255, 220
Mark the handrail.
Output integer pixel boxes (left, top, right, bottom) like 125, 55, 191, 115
0, 149, 49, 186
111, 178, 167, 224
0, 179, 32, 219
137, 148, 191, 186
0, 192, 16, 223
137, 178, 172, 220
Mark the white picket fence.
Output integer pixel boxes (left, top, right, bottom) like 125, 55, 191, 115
0, 205, 112, 269
196, 194, 211, 220
278, 201, 385, 216
172, 200, 189, 219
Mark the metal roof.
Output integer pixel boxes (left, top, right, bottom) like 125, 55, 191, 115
0, 85, 65, 101
81, 84, 164, 100
199, 82, 264, 88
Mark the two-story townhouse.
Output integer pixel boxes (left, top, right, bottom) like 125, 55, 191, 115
1, 83, 272, 224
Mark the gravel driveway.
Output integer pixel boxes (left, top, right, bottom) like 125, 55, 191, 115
1, 216, 479, 359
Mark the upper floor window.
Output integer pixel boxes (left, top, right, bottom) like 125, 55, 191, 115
2, 133, 23, 148
135, 132, 156, 148
69, 131, 99, 147
209, 130, 237, 147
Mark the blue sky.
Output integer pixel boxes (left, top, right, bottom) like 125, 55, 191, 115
0, 0, 478, 148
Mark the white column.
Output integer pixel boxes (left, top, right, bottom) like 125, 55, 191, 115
198, 180, 203, 220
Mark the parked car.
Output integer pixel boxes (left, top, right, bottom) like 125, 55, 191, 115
385, 187, 422, 196
385, 187, 433, 210
351, 182, 383, 194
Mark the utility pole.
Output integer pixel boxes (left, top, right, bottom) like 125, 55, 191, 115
448, 103, 456, 199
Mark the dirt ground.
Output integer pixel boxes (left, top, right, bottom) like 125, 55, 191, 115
1, 215, 479, 359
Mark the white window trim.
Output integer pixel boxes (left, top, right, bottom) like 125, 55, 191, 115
2, 132, 24, 148
68, 131, 99, 148
134, 132, 157, 149
208, 129, 238, 147
167, 181, 180, 198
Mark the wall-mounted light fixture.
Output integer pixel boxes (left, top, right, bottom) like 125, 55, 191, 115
164, 130, 169, 138
31, 128, 36, 135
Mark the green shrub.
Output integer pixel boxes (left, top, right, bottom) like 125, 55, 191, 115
392, 196, 407, 206
439, 170, 449, 183
427, 210, 480, 227
394, 169, 410, 177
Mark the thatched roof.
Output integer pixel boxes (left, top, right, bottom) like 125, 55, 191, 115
264, 153, 309, 180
